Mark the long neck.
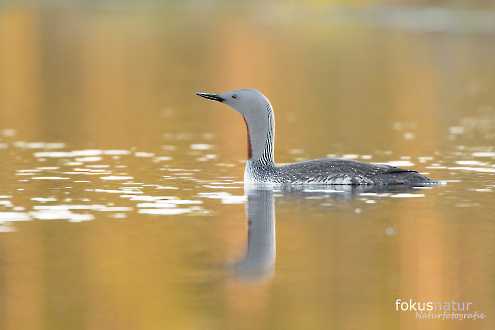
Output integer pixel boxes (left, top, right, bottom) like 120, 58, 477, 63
243, 107, 275, 165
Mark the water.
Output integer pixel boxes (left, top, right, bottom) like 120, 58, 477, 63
1, 2, 495, 329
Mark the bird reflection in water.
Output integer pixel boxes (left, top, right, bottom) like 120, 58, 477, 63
229, 184, 420, 283
230, 188, 276, 283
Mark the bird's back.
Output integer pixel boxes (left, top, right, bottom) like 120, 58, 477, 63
270, 158, 432, 185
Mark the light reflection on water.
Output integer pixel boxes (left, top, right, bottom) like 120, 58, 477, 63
0, 136, 493, 227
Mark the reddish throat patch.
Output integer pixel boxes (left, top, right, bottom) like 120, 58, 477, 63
243, 116, 253, 159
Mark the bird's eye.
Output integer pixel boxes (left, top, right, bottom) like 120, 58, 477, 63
232, 95, 238, 99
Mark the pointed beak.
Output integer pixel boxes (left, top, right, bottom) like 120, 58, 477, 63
196, 92, 225, 103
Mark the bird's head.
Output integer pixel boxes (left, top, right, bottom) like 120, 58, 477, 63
196, 89, 272, 117
196, 88, 275, 162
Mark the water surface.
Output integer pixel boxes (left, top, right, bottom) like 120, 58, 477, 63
0, 2, 495, 330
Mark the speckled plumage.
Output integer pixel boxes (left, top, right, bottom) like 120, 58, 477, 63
245, 158, 433, 186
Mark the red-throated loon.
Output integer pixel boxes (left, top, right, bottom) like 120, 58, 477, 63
196, 89, 434, 186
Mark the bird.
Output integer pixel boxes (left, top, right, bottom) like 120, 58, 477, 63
196, 88, 435, 186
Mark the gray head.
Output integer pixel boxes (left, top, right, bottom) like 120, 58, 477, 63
196, 89, 275, 163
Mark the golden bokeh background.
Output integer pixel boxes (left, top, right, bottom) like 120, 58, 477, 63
0, 2, 494, 330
